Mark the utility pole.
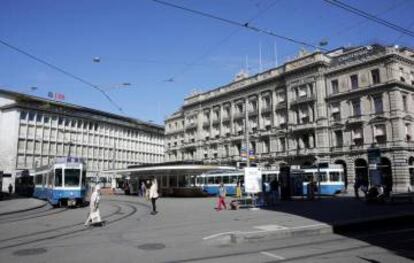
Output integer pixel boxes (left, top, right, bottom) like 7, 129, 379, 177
244, 98, 250, 168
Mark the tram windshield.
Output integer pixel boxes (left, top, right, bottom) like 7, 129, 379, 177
65, 169, 80, 186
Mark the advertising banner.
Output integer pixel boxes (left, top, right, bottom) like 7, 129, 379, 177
244, 167, 262, 193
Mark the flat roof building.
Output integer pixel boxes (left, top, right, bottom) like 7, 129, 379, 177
165, 44, 414, 192
0, 89, 164, 179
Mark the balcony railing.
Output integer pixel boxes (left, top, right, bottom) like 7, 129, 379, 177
290, 94, 316, 106
222, 115, 230, 122
185, 122, 197, 130
261, 106, 272, 114
276, 102, 287, 109
233, 111, 244, 120
248, 108, 258, 116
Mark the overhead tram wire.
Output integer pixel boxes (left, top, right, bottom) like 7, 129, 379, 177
0, 39, 124, 113
323, 0, 414, 39
164, 0, 282, 82
328, 0, 409, 38
151, 0, 327, 51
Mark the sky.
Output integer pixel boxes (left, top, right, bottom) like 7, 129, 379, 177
0, 0, 413, 125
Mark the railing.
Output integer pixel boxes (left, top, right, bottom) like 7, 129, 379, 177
290, 94, 316, 106
276, 102, 287, 109
261, 106, 272, 114
233, 112, 245, 120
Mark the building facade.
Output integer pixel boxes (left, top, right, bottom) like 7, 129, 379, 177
165, 44, 414, 192
0, 89, 164, 179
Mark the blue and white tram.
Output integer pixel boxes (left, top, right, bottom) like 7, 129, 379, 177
299, 164, 345, 195
196, 171, 243, 196
32, 157, 87, 207
196, 170, 279, 196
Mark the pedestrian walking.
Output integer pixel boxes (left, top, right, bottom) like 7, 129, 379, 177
140, 181, 146, 197
145, 180, 151, 200
235, 181, 242, 199
149, 177, 159, 215
354, 176, 361, 199
84, 185, 103, 226
270, 178, 279, 206
307, 177, 316, 200
216, 182, 227, 211
8, 183, 13, 195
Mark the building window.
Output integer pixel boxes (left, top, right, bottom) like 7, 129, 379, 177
352, 127, 363, 146
331, 79, 339, 94
373, 96, 383, 113
374, 125, 386, 144
371, 69, 380, 84
334, 130, 343, 147
262, 139, 269, 153
352, 99, 361, 116
20, 111, 27, 120
279, 137, 286, 152
331, 103, 341, 122
406, 123, 412, 142
402, 95, 408, 112
28, 112, 35, 122
350, 74, 359, 89
277, 91, 286, 103
400, 67, 405, 82
411, 71, 414, 85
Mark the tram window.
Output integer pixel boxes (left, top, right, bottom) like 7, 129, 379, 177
55, 169, 63, 187
207, 176, 214, 184
303, 173, 313, 182
81, 170, 86, 186
169, 176, 177, 188
65, 169, 80, 186
231, 176, 238, 184
48, 172, 53, 187
318, 172, 328, 182
329, 172, 340, 182
223, 176, 229, 184
35, 174, 42, 185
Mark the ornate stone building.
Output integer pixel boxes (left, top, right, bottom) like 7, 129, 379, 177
0, 89, 164, 180
165, 44, 414, 192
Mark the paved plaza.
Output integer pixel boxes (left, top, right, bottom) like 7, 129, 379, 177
0, 195, 413, 262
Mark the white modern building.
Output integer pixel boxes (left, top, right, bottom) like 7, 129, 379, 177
0, 89, 164, 189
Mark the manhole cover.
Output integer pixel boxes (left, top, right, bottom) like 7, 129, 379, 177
13, 248, 47, 256
138, 243, 165, 250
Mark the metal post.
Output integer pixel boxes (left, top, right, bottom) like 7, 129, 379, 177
244, 98, 250, 168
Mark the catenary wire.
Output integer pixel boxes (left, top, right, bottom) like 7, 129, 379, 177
328, 0, 409, 39
323, 0, 414, 39
150, 0, 327, 51
0, 39, 124, 113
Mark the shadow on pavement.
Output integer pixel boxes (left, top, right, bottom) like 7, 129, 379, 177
261, 195, 414, 260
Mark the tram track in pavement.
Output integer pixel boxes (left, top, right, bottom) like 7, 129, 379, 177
0, 207, 69, 224
0, 199, 150, 250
